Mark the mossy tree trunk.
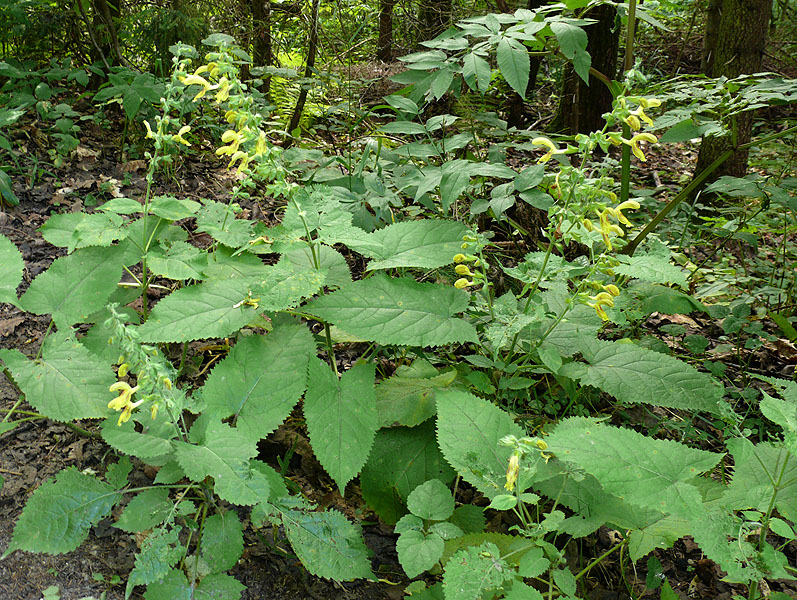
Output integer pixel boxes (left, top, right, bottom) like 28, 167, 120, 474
692, 0, 773, 198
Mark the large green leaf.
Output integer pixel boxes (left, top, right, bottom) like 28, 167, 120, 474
0, 331, 116, 421
375, 359, 458, 428
282, 508, 374, 580
560, 340, 725, 414
173, 420, 271, 506
101, 416, 177, 460
278, 244, 352, 289
365, 220, 467, 271
147, 241, 206, 280
304, 274, 478, 347
18, 245, 125, 327
4, 467, 119, 556
496, 37, 529, 98
304, 359, 378, 493
126, 526, 183, 598
436, 390, 526, 499
462, 52, 491, 93
547, 417, 722, 517
114, 488, 172, 533
360, 421, 455, 525
200, 511, 244, 572
0, 233, 23, 304
200, 320, 314, 443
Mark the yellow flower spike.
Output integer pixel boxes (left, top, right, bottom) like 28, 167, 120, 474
583, 219, 595, 232
225, 110, 237, 123
453, 253, 466, 263
454, 278, 474, 289
608, 224, 625, 236
255, 131, 269, 156
624, 133, 657, 162
180, 74, 213, 101
171, 125, 191, 146
606, 132, 623, 146
639, 97, 661, 109
150, 403, 159, 420
143, 120, 156, 139
505, 453, 520, 491
624, 114, 641, 131
535, 439, 548, 451
193, 64, 210, 76
108, 382, 142, 426
117, 363, 130, 378
461, 242, 470, 250
215, 77, 231, 103
455, 264, 473, 276
228, 150, 249, 171
531, 136, 564, 164
634, 107, 654, 127
614, 199, 640, 226
603, 284, 620, 297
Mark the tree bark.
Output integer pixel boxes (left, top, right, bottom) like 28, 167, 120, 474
692, 0, 772, 198
287, 0, 321, 138
252, 0, 273, 94
418, 0, 452, 42
548, 4, 618, 135
377, 0, 395, 61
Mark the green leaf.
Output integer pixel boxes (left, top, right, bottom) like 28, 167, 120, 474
195, 200, 256, 248
0, 331, 116, 421
194, 573, 246, 600
282, 508, 374, 580
136, 278, 263, 343
439, 160, 472, 213
547, 417, 722, 517
18, 245, 125, 327
105, 456, 132, 488
375, 359, 457, 428
304, 274, 477, 347
141, 569, 191, 600
115, 488, 172, 533
658, 119, 714, 143
553, 568, 577, 596
173, 420, 271, 506
0, 233, 23, 304
200, 321, 314, 443
0, 169, 19, 206
442, 542, 513, 600
615, 254, 687, 287
379, 121, 427, 135
201, 511, 244, 572
148, 195, 201, 220
129, 528, 184, 598
101, 416, 177, 460
550, 21, 587, 59
147, 241, 206, 280
396, 529, 444, 578
496, 37, 529, 98
4, 467, 119, 556
278, 244, 352, 289
360, 421, 455, 525
462, 52, 491, 93
435, 390, 526, 499
407, 479, 455, 521
560, 340, 724, 414
365, 220, 467, 271
449, 505, 486, 534
304, 359, 378, 493
517, 547, 549, 578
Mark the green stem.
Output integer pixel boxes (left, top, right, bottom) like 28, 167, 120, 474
574, 540, 624, 581
623, 124, 797, 256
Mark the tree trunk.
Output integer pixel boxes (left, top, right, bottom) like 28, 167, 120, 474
506, 0, 546, 128
252, 0, 273, 94
377, 0, 395, 61
548, 4, 618, 135
700, 0, 722, 74
287, 0, 320, 139
692, 0, 772, 199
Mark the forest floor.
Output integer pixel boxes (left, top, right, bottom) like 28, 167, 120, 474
1, 79, 796, 600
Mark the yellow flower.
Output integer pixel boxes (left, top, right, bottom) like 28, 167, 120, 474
179, 74, 213, 101
582, 219, 595, 232
505, 453, 520, 491
531, 136, 565, 163
108, 381, 142, 426
228, 150, 250, 172
171, 125, 191, 146
454, 278, 474, 289
603, 284, 620, 297
623, 133, 657, 162
254, 131, 269, 156
143, 120, 156, 139
624, 114, 641, 131
614, 199, 640, 226
453, 253, 466, 263
215, 77, 231, 103
117, 363, 130, 377
150, 403, 159, 420
455, 264, 473, 276
216, 129, 243, 156
587, 292, 615, 322
639, 97, 662, 109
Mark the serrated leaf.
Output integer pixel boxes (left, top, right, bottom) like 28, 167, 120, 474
282, 509, 374, 580
147, 241, 205, 280
443, 542, 513, 600
517, 547, 548, 578
201, 511, 244, 572
449, 505, 486, 534
278, 244, 352, 289
126, 526, 183, 598
366, 220, 468, 271
101, 416, 177, 460
360, 421, 455, 525
195, 573, 246, 600
5, 467, 119, 556
397, 530, 444, 578
436, 390, 526, 499
304, 359, 378, 493
0, 233, 24, 304
304, 274, 477, 347
406, 479, 454, 521
136, 278, 262, 343
615, 254, 687, 287
115, 488, 172, 532
195, 200, 255, 248
375, 359, 457, 428
561, 340, 724, 414
200, 322, 314, 443
105, 456, 132, 488
547, 418, 722, 517
497, 37, 529, 98
0, 331, 115, 421
173, 420, 270, 506
149, 195, 201, 220
19, 245, 125, 327
39, 212, 125, 250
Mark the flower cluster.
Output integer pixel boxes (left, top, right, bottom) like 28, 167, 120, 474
454, 233, 489, 289
583, 199, 641, 250
108, 381, 143, 426
499, 435, 551, 492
